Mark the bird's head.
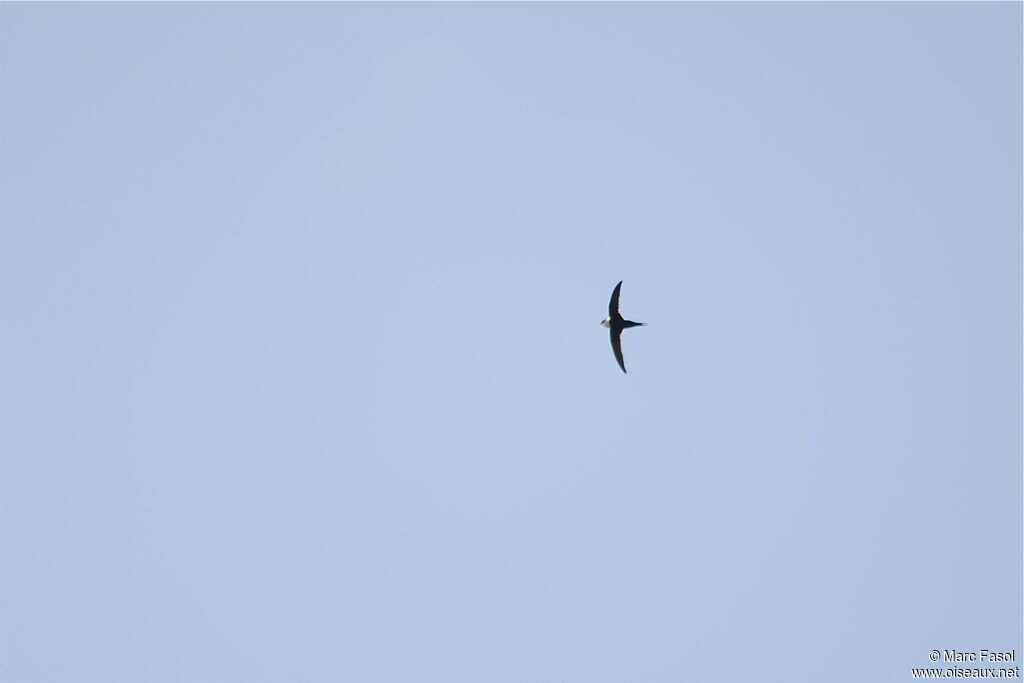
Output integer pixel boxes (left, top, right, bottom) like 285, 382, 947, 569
600, 317, 611, 328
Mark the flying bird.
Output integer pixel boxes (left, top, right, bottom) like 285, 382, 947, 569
601, 281, 645, 373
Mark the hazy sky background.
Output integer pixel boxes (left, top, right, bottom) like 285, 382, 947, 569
2, 3, 1021, 682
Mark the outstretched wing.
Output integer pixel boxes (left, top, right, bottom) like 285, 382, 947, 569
610, 329, 627, 373
608, 281, 623, 318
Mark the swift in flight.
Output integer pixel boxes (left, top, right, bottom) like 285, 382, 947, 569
601, 281, 645, 373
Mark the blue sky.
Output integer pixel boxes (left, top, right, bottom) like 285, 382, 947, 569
1, 3, 1020, 682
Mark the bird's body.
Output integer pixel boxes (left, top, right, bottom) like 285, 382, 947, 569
602, 281, 645, 373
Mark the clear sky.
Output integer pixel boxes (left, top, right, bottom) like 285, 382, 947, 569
1, 3, 1020, 682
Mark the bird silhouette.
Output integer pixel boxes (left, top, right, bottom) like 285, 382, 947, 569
601, 281, 645, 373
